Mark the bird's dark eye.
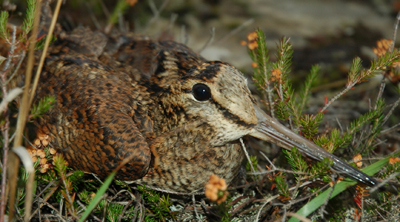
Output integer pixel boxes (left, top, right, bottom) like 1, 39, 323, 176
192, 83, 211, 101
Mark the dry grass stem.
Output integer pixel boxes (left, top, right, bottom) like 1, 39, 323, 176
240, 138, 258, 182
143, 0, 170, 33
391, 11, 400, 52
382, 97, 400, 125
0, 25, 17, 221
29, 0, 63, 106
287, 212, 313, 222
199, 27, 216, 53
215, 18, 254, 45
370, 172, 400, 193
255, 195, 278, 221
7, 1, 42, 221
10, 146, 34, 221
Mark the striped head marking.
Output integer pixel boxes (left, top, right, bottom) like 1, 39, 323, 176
155, 61, 258, 146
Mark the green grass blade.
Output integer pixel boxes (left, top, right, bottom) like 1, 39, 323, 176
78, 171, 116, 222
288, 153, 398, 222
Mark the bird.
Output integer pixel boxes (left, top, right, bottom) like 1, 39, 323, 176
34, 27, 378, 193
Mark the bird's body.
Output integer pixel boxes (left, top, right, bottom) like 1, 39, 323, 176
36, 28, 254, 192
35, 27, 378, 193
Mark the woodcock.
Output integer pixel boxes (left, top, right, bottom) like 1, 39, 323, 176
34, 27, 378, 193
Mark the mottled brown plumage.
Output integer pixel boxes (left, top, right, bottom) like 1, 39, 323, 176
35, 27, 378, 193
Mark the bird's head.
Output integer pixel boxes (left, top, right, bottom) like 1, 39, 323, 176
151, 56, 257, 146
151, 53, 378, 187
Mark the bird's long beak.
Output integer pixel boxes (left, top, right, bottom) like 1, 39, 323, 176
249, 105, 378, 187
